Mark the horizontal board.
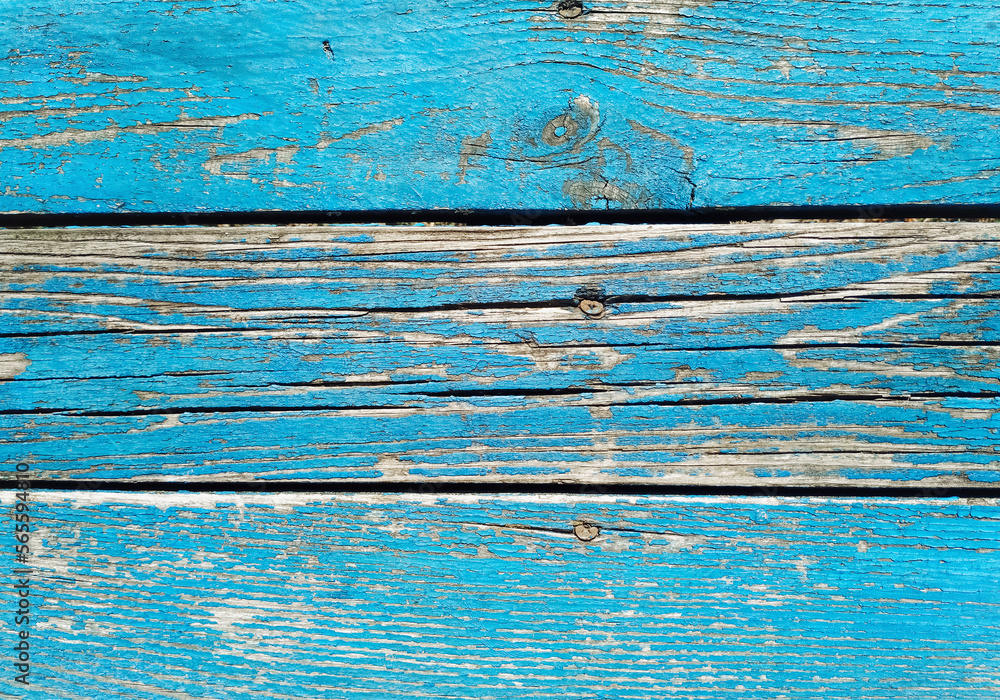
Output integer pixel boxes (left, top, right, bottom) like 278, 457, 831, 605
4, 222, 1000, 322
5, 398, 1000, 484
2, 0, 1000, 213
3, 222, 999, 485
3, 492, 999, 699
5, 318, 1000, 411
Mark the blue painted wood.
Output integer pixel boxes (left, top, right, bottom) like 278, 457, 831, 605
2, 0, 999, 213
4, 221, 999, 322
2, 222, 998, 485
4, 492, 999, 698
3, 4, 998, 692
5, 398, 999, 483
5, 332, 999, 412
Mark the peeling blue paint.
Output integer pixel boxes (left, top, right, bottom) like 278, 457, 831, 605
3, 0, 1000, 212
2, 495, 998, 698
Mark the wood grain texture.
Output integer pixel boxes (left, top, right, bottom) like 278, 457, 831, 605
3, 221, 999, 485
2, 0, 999, 213
3, 491, 999, 699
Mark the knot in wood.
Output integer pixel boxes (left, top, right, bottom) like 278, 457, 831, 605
574, 522, 600, 541
542, 113, 580, 147
578, 299, 604, 317
557, 0, 584, 18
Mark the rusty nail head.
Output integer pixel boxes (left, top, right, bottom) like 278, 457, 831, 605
579, 299, 604, 317
574, 522, 600, 541
558, 0, 584, 18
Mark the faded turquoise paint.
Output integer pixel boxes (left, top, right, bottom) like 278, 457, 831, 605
5, 399, 999, 481
3, 321, 1000, 411
3, 224, 999, 484
2, 494, 999, 698
5, 225, 1000, 329
2, 0, 1000, 212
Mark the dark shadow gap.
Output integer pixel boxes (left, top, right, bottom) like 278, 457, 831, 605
3, 480, 998, 498
3, 204, 1000, 229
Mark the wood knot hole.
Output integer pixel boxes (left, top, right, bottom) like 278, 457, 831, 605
542, 113, 580, 147
558, 0, 584, 18
578, 299, 604, 317
574, 522, 600, 541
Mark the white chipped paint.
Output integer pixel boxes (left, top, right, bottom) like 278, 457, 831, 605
0, 352, 30, 378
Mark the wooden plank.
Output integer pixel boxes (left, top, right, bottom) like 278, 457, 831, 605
4, 491, 999, 698
4, 221, 1000, 317
3, 221, 999, 485
2, 0, 999, 213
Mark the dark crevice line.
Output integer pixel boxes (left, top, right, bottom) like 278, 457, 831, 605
7, 231, 1000, 256
0, 327, 274, 339
0, 299, 580, 323
823, 294, 1000, 300
5, 370, 233, 382
3, 204, 1000, 229
6, 250, 1000, 271
629, 390, 1000, 406
5, 375, 437, 386
2, 333, 999, 353
0, 389, 593, 416
601, 292, 1000, 304
519, 340, 1000, 351
6, 368, 999, 387
6, 239, 982, 264
7, 294, 1000, 312
3, 480, 999, 498
4, 390, 998, 417
3, 233, 999, 246
2, 329, 999, 353
4, 292, 1000, 340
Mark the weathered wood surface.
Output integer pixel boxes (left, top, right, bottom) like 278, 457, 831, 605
2, 0, 999, 213
3, 221, 999, 485
3, 492, 999, 698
